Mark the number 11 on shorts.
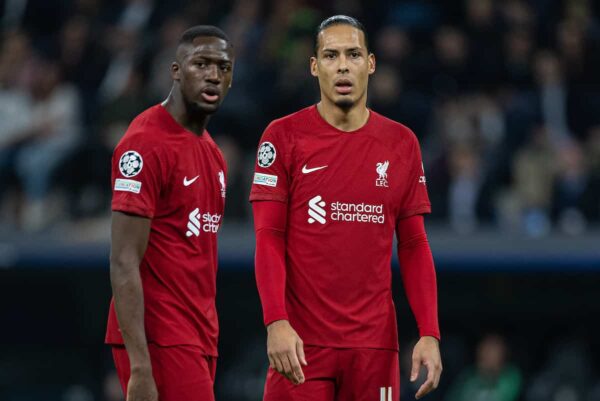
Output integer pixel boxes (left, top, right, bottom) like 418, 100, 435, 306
380, 386, 392, 401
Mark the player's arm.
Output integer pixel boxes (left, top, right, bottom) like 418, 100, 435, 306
110, 211, 158, 401
253, 200, 307, 385
396, 214, 442, 399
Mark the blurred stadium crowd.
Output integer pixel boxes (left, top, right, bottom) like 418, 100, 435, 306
1, 1, 600, 401
1, 0, 600, 235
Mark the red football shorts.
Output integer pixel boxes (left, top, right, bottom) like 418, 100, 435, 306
263, 346, 399, 401
112, 344, 217, 401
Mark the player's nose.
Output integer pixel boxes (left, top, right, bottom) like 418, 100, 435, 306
337, 54, 349, 74
205, 64, 221, 83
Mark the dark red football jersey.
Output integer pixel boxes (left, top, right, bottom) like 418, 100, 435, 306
250, 105, 430, 350
105, 104, 226, 356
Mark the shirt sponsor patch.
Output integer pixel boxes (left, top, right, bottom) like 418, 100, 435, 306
253, 172, 278, 187
114, 178, 142, 193
308, 195, 385, 225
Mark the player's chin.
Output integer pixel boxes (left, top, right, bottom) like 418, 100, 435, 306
194, 100, 221, 114
334, 97, 355, 109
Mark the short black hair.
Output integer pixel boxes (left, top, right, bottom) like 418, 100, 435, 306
314, 15, 369, 55
178, 25, 232, 48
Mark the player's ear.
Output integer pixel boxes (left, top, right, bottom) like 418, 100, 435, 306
310, 56, 318, 77
368, 53, 376, 75
171, 62, 180, 81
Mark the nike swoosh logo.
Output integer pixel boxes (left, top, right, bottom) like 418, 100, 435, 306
183, 175, 199, 186
302, 164, 328, 174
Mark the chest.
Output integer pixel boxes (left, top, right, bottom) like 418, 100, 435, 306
163, 140, 226, 216
289, 134, 411, 210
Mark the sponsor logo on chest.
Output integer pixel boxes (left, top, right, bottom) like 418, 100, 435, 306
304, 161, 392, 225
186, 208, 222, 237
180, 169, 225, 238
307, 195, 385, 225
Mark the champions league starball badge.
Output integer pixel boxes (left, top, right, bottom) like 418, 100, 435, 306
119, 150, 143, 177
257, 142, 276, 168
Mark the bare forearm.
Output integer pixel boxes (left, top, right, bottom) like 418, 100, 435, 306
110, 262, 151, 371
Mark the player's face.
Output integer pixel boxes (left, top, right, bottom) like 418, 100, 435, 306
172, 36, 234, 114
311, 25, 375, 109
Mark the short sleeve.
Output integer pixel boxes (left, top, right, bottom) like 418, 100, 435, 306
249, 122, 290, 203
397, 134, 431, 220
111, 137, 166, 219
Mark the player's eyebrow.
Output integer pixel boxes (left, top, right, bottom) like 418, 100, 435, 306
188, 51, 233, 62
322, 46, 364, 53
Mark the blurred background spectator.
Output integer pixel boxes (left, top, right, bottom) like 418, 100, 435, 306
0, 0, 599, 234
444, 333, 522, 401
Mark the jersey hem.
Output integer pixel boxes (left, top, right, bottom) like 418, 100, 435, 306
249, 193, 288, 203
302, 341, 399, 352
419, 331, 441, 341
105, 339, 218, 357
397, 204, 431, 220
112, 202, 155, 219
264, 314, 290, 327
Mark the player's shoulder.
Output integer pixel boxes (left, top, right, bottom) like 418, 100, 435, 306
370, 110, 420, 147
116, 105, 171, 151
263, 105, 314, 138
370, 110, 418, 140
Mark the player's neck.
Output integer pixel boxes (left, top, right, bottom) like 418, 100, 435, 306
316, 100, 369, 132
162, 90, 209, 136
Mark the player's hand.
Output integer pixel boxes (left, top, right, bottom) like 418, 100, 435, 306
126, 368, 158, 401
410, 336, 442, 399
266, 319, 308, 385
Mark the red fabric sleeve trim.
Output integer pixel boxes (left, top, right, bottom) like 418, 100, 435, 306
397, 204, 431, 220
249, 192, 288, 203
111, 202, 155, 219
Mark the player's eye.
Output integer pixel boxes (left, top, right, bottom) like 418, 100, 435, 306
324, 53, 336, 60
220, 64, 231, 72
350, 51, 360, 58
195, 61, 206, 68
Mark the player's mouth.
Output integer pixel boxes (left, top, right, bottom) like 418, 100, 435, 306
200, 86, 221, 103
334, 79, 353, 95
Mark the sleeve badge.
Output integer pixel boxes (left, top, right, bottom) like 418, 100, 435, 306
118, 150, 144, 177
257, 142, 276, 168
